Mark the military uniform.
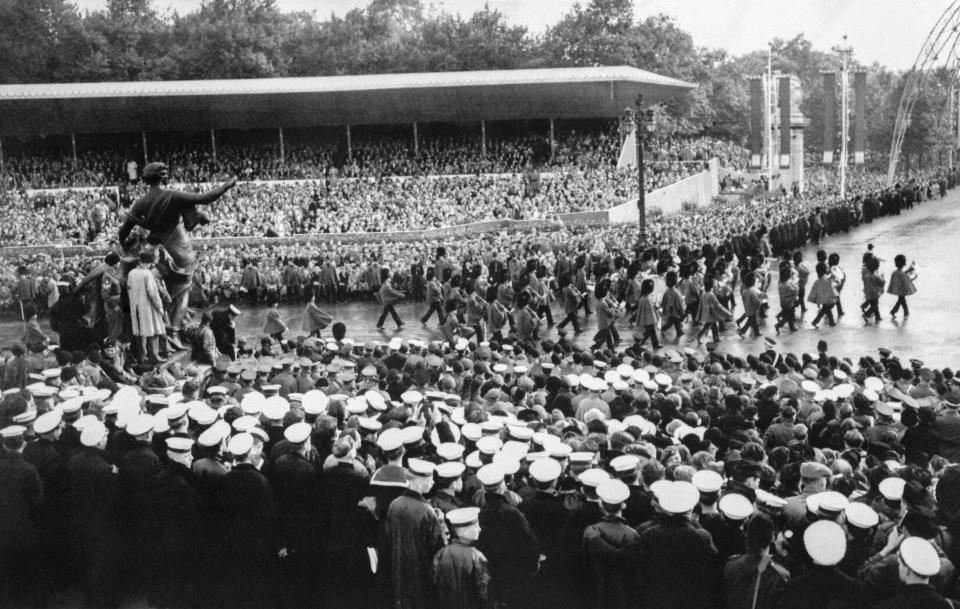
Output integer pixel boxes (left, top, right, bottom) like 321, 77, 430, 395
624, 515, 719, 609
68, 446, 122, 609
118, 438, 162, 594
152, 459, 201, 609
478, 490, 541, 609
582, 513, 639, 609
0, 448, 43, 606
877, 583, 952, 609
23, 437, 72, 590
383, 488, 446, 609
271, 448, 323, 608
321, 460, 374, 608
723, 553, 790, 609
432, 539, 492, 609
780, 565, 867, 609
220, 462, 277, 609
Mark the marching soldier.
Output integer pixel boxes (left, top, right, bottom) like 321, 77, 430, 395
557, 275, 583, 333
514, 290, 542, 356
466, 280, 489, 343
421, 268, 445, 326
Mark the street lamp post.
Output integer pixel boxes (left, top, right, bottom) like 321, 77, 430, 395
624, 95, 650, 246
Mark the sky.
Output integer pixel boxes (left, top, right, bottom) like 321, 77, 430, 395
70, 0, 948, 71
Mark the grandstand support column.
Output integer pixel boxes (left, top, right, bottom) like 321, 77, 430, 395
413, 121, 419, 157
71, 133, 77, 169
279, 127, 285, 164
142, 131, 148, 164
549, 118, 556, 153
0, 135, 4, 177
346, 125, 352, 160
481, 120, 487, 157
210, 129, 217, 163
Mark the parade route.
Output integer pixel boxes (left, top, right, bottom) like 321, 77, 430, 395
5, 189, 958, 367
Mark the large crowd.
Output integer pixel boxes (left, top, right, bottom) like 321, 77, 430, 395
0, 161, 945, 318
4, 268, 960, 609
0, 133, 958, 609
0, 161, 705, 247
0, 126, 746, 190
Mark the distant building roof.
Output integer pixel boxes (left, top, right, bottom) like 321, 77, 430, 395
0, 66, 696, 136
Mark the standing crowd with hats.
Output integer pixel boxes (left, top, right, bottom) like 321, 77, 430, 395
0, 130, 959, 609
5, 318, 960, 609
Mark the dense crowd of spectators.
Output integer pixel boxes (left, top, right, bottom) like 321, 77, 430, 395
1, 167, 949, 319
0, 126, 748, 189
4, 280, 960, 608
0, 161, 720, 247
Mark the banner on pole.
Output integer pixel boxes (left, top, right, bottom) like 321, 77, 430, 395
823, 72, 836, 164
749, 78, 763, 167
616, 129, 637, 169
779, 77, 791, 168
854, 71, 867, 165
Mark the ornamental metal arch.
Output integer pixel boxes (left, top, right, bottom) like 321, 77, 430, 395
888, 0, 960, 183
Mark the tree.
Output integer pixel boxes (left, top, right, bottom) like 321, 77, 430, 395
78, 0, 178, 81
543, 0, 636, 66
451, 5, 535, 71
0, 0, 89, 83
170, 0, 291, 79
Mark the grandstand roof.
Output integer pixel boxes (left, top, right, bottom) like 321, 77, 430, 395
0, 66, 695, 136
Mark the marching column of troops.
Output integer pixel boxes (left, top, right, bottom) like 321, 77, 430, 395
5, 331, 960, 609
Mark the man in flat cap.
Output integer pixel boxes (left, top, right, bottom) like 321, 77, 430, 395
783, 462, 832, 528
118, 161, 237, 348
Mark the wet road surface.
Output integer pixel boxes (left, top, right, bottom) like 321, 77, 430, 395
4, 190, 959, 366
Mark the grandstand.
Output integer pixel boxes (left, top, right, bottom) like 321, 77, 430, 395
0, 66, 693, 148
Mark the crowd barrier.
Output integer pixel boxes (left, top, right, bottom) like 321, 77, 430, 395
168, 171, 556, 190
604, 159, 719, 224
22, 185, 120, 200
0, 244, 96, 258
193, 218, 564, 248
